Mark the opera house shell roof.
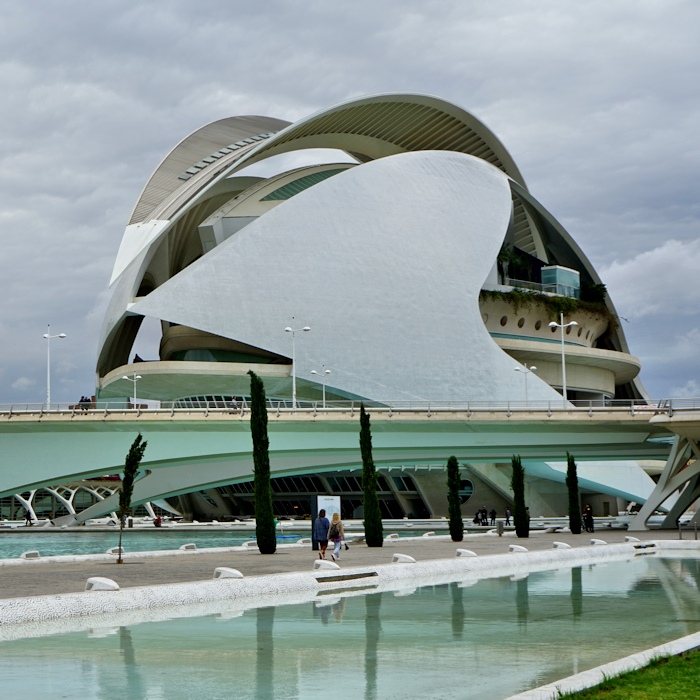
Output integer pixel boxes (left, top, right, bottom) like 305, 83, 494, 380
97, 93, 644, 408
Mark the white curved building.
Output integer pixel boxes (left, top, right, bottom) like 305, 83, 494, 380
93, 93, 652, 521
98, 93, 643, 408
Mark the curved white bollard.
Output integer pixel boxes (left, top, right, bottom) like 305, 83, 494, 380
314, 559, 340, 570
591, 538, 608, 546
509, 544, 529, 553
392, 553, 416, 563
421, 531, 436, 537
179, 543, 197, 551
624, 536, 640, 543
20, 550, 40, 560
214, 567, 244, 579
456, 549, 478, 557
384, 533, 399, 540
106, 546, 124, 555
552, 541, 572, 549
85, 577, 120, 592
296, 537, 311, 544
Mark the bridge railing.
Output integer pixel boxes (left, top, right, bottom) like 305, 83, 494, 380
0, 398, 699, 416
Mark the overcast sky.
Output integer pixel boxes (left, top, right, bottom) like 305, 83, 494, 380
1, 0, 698, 404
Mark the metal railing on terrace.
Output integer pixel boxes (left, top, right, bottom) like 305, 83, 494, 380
0, 398, 698, 417
505, 277, 580, 299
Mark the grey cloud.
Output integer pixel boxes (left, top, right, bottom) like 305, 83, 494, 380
0, 0, 698, 403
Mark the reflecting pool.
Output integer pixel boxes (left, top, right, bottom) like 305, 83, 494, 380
3, 554, 700, 699
0, 529, 431, 559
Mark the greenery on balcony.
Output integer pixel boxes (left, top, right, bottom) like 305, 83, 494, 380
479, 287, 618, 332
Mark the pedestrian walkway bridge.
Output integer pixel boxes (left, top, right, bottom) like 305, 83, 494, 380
2, 399, 700, 528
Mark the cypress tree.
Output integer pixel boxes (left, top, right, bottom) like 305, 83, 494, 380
360, 403, 383, 547
566, 452, 582, 534
117, 433, 147, 564
446, 455, 464, 542
248, 370, 276, 554
511, 455, 529, 538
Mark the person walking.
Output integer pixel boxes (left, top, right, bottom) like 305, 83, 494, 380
505, 508, 511, 526
489, 509, 497, 526
327, 512, 345, 561
314, 509, 331, 559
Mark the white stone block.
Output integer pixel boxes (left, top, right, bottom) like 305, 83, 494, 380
509, 544, 528, 553
214, 567, 244, 579
20, 550, 40, 559
392, 553, 416, 563
314, 559, 340, 570
85, 577, 120, 591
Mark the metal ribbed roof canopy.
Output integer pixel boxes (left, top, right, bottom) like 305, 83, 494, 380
129, 94, 528, 227
129, 115, 291, 225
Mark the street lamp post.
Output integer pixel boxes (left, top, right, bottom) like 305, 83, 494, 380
548, 313, 578, 408
284, 319, 310, 408
311, 367, 331, 408
513, 364, 537, 405
122, 372, 142, 408
43, 325, 66, 408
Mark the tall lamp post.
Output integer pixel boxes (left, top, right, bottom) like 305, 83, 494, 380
284, 320, 310, 408
122, 372, 142, 408
43, 325, 66, 408
514, 364, 537, 406
548, 313, 578, 408
311, 367, 331, 408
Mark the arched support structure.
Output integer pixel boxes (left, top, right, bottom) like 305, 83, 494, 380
628, 434, 700, 531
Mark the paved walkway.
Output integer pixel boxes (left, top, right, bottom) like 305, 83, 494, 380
0, 529, 692, 600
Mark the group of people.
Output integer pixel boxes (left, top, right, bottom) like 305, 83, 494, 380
473, 507, 498, 526
313, 509, 346, 561
77, 396, 92, 410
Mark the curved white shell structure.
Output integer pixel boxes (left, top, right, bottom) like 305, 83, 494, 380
97, 93, 643, 407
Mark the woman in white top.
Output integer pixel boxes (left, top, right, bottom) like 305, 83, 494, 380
327, 512, 345, 561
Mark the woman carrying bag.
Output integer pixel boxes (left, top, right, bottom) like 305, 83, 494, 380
327, 512, 345, 562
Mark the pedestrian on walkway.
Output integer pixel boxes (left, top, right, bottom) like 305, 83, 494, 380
314, 509, 330, 559
328, 512, 345, 561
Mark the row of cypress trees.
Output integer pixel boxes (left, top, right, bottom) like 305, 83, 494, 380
446, 453, 582, 540
116, 401, 583, 554
247, 374, 387, 552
